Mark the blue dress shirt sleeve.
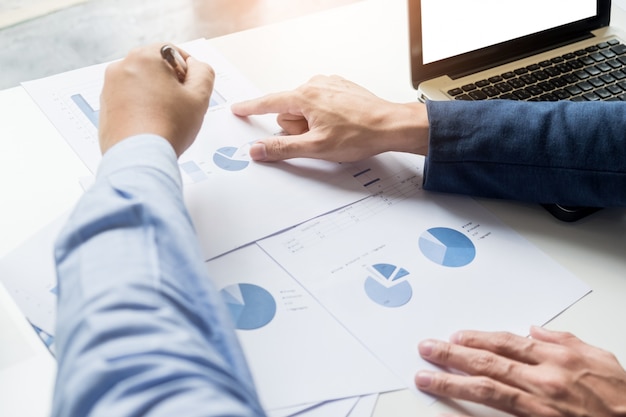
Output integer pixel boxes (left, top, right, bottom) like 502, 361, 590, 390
52, 135, 266, 417
424, 100, 626, 207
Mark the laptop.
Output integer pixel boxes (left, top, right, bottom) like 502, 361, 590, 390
408, 0, 625, 221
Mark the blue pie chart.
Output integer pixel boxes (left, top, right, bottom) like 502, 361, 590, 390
364, 263, 412, 308
213, 146, 250, 171
220, 283, 276, 330
419, 227, 476, 267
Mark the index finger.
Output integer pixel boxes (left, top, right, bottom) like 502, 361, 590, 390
231, 91, 301, 117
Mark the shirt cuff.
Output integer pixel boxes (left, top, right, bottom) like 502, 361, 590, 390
96, 134, 182, 190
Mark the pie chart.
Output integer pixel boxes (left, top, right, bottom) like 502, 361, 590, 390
418, 227, 476, 267
364, 263, 412, 308
220, 283, 276, 330
213, 145, 250, 171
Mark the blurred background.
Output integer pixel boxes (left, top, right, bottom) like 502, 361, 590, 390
0, 0, 360, 90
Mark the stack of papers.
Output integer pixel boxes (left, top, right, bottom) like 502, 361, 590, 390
1, 39, 591, 417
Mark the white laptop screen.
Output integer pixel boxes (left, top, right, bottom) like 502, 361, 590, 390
422, 0, 598, 65
409, 0, 611, 87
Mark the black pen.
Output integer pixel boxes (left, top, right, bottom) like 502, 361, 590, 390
160, 44, 187, 82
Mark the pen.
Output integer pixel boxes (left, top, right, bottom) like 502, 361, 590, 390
160, 44, 187, 82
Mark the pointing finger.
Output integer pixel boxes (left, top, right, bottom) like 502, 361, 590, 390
231, 91, 302, 117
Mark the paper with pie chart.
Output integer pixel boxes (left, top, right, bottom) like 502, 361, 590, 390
259, 186, 592, 403
212, 144, 252, 172
364, 263, 412, 307
22, 40, 372, 261
418, 227, 476, 267
221, 283, 277, 330
205, 244, 402, 411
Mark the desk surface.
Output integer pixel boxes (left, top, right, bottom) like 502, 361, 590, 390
1, 1, 625, 416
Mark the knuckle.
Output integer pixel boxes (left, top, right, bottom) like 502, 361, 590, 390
535, 373, 570, 399
492, 331, 518, 351
431, 341, 454, 364
298, 83, 320, 102
434, 374, 456, 395
556, 349, 583, 369
472, 377, 498, 401
268, 138, 288, 158
472, 352, 498, 374
424, 372, 457, 396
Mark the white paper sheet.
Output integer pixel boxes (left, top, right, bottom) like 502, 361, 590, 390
22, 39, 374, 260
0, 282, 56, 417
267, 397, 358, 417
258, 158, 592, 404
347, 394, 378, 417
205, 244, 402, 411
0, 214, 67, 334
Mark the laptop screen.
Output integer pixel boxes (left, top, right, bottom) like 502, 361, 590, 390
422, 0, 597, 65
409, 0, 611, 86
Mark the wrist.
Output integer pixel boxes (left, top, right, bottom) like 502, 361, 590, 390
385, 102, 430, 156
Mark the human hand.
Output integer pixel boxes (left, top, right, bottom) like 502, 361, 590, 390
231, 75, 429, 162
416, 326, 626, 417
99, 43, 215, 157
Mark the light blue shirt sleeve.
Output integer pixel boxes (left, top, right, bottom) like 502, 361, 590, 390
52, 135, 266, 417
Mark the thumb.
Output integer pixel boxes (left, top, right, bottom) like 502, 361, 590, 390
249, 134, 312, 162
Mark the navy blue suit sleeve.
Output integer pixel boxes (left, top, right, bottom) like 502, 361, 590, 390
424, 100, 626, 207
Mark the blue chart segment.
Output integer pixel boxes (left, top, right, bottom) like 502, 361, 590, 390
71, 88, 225, 128
213, 146, 250, 171
180, 160, 208, 182
364, 263, 412, 308
71, 94, 99, 127
209, 90, 226, 107
220, 283, 276, 330
31, 324, 55, 351
419, 227, 476, 267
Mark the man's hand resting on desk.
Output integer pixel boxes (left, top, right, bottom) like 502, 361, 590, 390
99, 43, 215, 157
416, 326, 626, 417
231, 75, 430, 162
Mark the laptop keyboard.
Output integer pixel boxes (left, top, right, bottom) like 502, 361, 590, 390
448, 39, 626, 102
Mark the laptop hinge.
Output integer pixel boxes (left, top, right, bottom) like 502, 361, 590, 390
448, 32, 596, 80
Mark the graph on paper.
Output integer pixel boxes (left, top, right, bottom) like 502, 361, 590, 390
69, 89, 226, 130
275, 155, 426, 254
364, 263, 412, 307
21, 40, 268, 181
418, 227, 476, 267
213, 144, 251, 172
221, 283, 277, 330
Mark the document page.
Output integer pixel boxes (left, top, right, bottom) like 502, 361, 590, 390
0, 214, 386, 417
205, 244, 402, 411
258, 157, 592, 403
22, 39, 372, 259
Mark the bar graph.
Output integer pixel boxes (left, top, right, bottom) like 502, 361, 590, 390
71, 93, 99, 127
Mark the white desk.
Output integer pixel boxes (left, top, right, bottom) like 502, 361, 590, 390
1, 0, 625, 416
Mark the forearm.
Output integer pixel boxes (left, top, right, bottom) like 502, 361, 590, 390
423, 100, 626, 207
52, 135, 264, 417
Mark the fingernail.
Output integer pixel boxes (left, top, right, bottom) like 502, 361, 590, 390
418, 340, 435, 357
415, 371, 433, 388
249, 143, 267, 161
450, 331, 463, 344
